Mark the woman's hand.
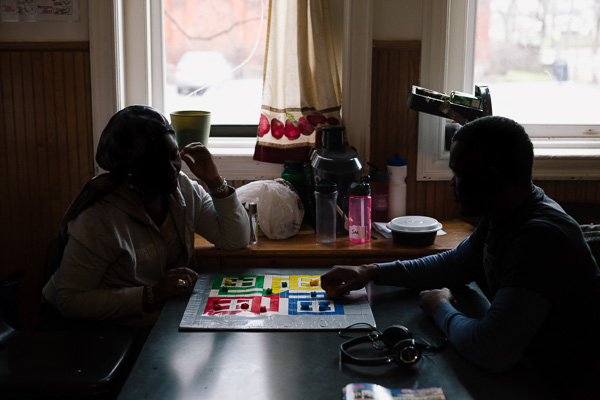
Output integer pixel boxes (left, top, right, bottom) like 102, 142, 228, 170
180, 142, 223, 189
152, 267, 199, 304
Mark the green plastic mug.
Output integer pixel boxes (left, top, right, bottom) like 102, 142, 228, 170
170, 111, 211, 150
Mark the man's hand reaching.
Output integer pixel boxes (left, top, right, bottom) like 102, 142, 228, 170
320, 264, 380, 298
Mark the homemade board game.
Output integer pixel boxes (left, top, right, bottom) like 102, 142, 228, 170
179, 268, 376, 331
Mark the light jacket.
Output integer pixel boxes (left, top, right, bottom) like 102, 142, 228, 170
42, 172, 250, 322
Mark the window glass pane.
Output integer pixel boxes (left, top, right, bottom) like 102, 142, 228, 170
163, 0, 267, 127
474, 0, 600, 127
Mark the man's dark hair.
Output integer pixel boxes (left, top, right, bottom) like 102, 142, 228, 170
452, 115, 534, 187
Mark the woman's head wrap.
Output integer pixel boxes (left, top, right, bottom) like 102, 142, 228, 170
55, 106, 175, 264
96, 105, 174, 175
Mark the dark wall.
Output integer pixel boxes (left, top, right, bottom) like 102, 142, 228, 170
1, 42, 94, 329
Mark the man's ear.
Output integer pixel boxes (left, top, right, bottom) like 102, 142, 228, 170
481, 164, 504, 194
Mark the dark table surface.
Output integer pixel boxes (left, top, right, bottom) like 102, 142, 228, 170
118, 266, 554, 400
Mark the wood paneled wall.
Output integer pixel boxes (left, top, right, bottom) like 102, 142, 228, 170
369, 40, 600, 221
369, 40, 460, 220
0, 42, 94, 329
536, 180, 600, 205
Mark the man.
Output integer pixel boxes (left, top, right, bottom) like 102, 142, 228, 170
321, 116, 600, 399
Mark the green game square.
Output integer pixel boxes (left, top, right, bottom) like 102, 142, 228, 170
212, 274, 265, 294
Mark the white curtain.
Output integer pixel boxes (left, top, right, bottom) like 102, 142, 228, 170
253, 0, 342, 163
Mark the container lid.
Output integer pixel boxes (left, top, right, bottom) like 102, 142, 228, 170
311, 146, 362, 173
369, 170, 389, 182
248, 202, 258, 213
350, 180, 371, 196
315, 180, 337, 194
387, 216, 442, 233
388, 154, 407, 167
311, 125, 363, 173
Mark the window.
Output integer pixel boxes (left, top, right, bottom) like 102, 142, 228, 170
474, 0, 600, 132
88, 0, 373, 180
163, 0, 267, 138
418, 0, 600, 181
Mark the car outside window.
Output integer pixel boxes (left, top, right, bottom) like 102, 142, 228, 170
163, 0, 267, 134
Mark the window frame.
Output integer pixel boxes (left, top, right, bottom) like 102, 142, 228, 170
417, 0, 600, 181
88, 0, 373, 181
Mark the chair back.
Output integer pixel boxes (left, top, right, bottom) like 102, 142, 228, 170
0, 246, 137, 398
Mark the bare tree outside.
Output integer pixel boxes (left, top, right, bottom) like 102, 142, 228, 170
163, 0, 267, 126
475, 0, 600, 126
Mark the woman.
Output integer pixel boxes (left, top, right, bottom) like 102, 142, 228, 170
40, 105, 250, 331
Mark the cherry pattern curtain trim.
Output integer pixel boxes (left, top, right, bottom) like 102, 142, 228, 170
253, 0, 342, 164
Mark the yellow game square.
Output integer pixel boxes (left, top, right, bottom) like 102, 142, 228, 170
269, 275, 290, 294
290, 275, 321, 291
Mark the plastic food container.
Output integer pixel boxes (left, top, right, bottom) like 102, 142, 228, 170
386, 216, 443, 246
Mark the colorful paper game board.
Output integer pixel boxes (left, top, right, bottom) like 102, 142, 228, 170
179, 268, 375, 330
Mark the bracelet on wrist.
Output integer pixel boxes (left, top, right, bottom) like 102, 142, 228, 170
146, 285, 155, 306
209, 177, 228, 195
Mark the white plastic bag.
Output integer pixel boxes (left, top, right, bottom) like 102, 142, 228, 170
236, 179, 304, 239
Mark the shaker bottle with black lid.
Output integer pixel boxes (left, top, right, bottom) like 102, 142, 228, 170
369, 169, 389, 223
314, 180, 338, 244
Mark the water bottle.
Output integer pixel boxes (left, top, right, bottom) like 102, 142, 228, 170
282, 159, 314, 227
248, 202, 258, 244
314, 180, 337, 244
369, 170, 389, 222
388, 154, 407, 219
348, 177, 371, 243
